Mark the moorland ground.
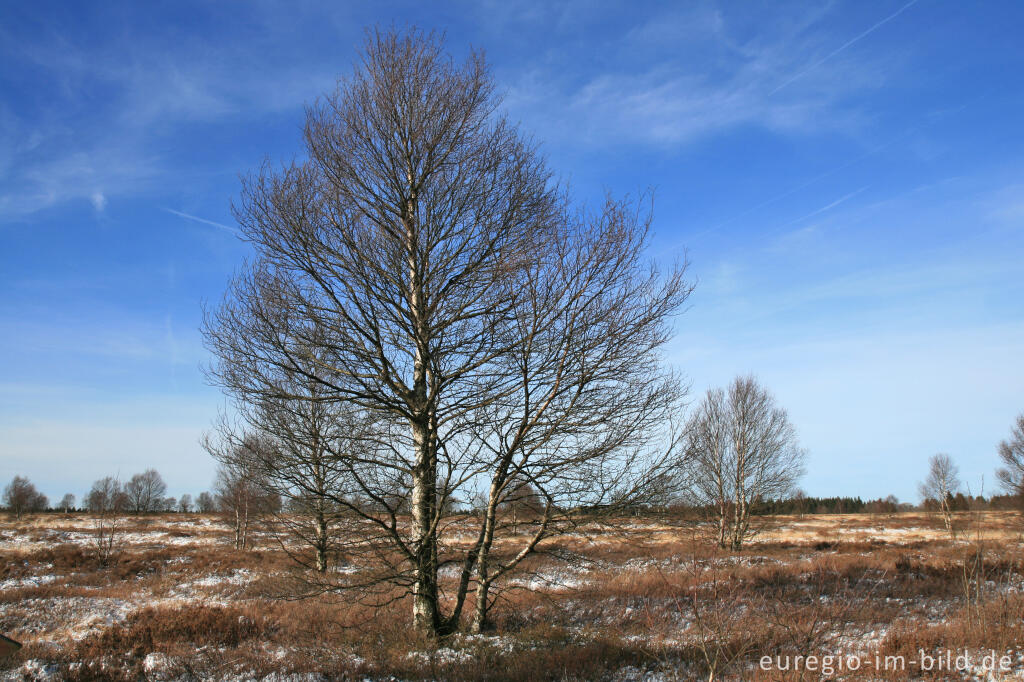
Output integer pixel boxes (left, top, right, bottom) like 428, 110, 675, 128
1, 511, 1023, 681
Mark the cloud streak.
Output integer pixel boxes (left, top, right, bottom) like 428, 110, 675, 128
777, 185, 871, 230
768, 0, 921, 95
502, 3, 896, 152
162, 208, 241, 237
0, 6, 338, 219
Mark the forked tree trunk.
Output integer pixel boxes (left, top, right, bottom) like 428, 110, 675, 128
941, 496, 954, 538
731, 486, 744, 551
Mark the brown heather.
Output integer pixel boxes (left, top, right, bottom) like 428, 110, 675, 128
1, 510, 1022, 680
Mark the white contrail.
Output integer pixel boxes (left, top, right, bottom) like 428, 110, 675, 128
785, 185, 870, 227
682, 134, 900, 243
768, 0, 921, 96
162, 207, 242, 237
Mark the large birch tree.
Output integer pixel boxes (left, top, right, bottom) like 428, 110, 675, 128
203, 28, 689, 635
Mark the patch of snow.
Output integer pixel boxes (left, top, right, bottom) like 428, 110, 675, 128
67, 598, 136, 639
13, 659, 61, 681
407, 646, 474, 666
143, 652, 171, 673
511, 566, 589, 591
0, 574, 58, 591
170, 568, 255, 598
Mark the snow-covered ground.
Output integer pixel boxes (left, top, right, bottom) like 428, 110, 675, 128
1, 512, 1022, 681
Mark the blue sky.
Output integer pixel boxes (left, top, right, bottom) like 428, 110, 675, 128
1, 1, 1022, 504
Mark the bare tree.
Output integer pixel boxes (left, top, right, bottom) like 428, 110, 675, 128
664, 547, 761, 681
124, 469, 168, 514
86, 476, 125, 566
996, 412, 1024, 504
681, 376, 805, 550
791, 488, 807, 517
204, 342, 368, 576
215, 462, 252, 550
920, 453, 961, 537
202, 28, 689, 636
178, 494, 193, 513
196, 491, 216, 513
3, 476, 48, 520
495, 475, 543, 535
213, 460, 278, 550
86, 476, 126, 513
59, 493, 76, 514
460, 212, 689, 631
682, 387, 733, 548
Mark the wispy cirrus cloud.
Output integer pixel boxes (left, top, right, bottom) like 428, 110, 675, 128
503, 2, 914, 148
0, 7, 339, 220
767, 0, 921, 95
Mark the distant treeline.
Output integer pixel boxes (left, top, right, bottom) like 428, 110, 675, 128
754, 493, 1022, 515
9, 491, 1023, 517
656, 492, 1023, 518
755, 496, 893, 515
663, 496, 901, 517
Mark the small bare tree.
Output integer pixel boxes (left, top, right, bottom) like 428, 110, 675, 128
87, 476, 125, 566
996, 412, 1024, 506
681, 376, 805, 550
756, 563, 880, 682
3, 476, 48, 520
791, 488, 807, 517
213, 460, 277, 550
59, 494, 76, 513
86, 476, 126, 512
124, 469, 168, 514
214, 462, 252, 550
203, 326, 371, 577
205, 420, 354, 574
495, 475, 543, 535
196, 491, 216, 513
178, 494, 193, 513
919, 453, 961, 537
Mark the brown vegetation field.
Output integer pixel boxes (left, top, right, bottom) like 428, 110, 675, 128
1, 511, 1023, 680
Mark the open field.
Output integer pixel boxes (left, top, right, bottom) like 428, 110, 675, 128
1, 511, 1023, 681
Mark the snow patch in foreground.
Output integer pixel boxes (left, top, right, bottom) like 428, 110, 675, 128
170, 568, 256, 598
0, 574, 58, 591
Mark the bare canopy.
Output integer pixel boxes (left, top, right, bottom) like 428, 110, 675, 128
3, 476, 48, 520
919, 453, 960, 537
124, 469, 168, 514
680, 376, 805, 550
995, 412, 1024, 502
203, 28, 690, 636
